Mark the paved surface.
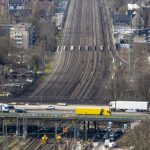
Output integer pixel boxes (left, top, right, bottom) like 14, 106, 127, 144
13, 104, 108, 110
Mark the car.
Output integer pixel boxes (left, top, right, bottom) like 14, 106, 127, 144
115, 130, 123, 138
8, 105, 15, 110
45, 106, 55, 110
102, 133, 109, 140
15, 108, 27, 113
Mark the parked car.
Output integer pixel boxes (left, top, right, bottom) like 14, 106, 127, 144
15, 108, 27, 113
109, 130, 123, 141
45, 106, 55, 110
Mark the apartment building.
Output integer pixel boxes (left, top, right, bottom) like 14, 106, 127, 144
0, 0, 8, 17
10, 23, 35, 49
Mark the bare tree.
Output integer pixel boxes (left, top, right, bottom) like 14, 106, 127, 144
0, 35, 12, 64
32, 0, 40, 39
29, 55, 41, 72
128, 120, 150, 150
137, 72, 150, 100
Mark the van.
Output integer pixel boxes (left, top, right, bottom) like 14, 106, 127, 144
0, 104, 9, 113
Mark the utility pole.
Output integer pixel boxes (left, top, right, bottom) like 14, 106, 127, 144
72, 122, 77, 150
3, 120, 8, 150
23, 112, 27, 142
40, 93, 43, 104
16, 116, 19, 137
129, 7, 134, 79
128, 34, 134, 79
128, 40, 131, 78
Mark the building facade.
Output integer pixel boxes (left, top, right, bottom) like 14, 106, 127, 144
10, 23, 35, 49
8, 0, 25, 11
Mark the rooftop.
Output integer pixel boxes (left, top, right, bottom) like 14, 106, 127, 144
128, 3, 139, 10
112, 14, 132, 25
11, 23, 32, 31
8, 0, 25, 5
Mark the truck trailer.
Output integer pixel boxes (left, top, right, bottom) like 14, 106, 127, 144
109, 101, 149, 112
75, 107, 111, 116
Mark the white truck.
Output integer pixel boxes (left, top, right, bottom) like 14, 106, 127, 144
109, 101, 149, 112
0, 104, 9, 113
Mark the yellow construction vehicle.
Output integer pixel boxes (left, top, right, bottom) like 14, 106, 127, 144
63, 127, 68, 133
41, 135, 48, 144
56, 134, 62, 143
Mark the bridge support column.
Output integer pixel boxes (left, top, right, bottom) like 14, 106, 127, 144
94, 121, 97, 133
55, 123, 58, 135
72, 122, 77, 150
23, 118, 27, 141
84, 121, 88, 141
88, 121, 90, 132
76, 121, 80, 139
16, 116, 19, 137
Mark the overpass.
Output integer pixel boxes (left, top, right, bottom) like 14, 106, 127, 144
0, 112, 149, 141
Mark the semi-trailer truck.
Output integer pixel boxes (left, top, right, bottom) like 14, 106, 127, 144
75, 107, 111, 116
109, 101, 149, 112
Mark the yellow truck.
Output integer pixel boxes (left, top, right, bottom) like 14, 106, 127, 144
75, 107, 111, 116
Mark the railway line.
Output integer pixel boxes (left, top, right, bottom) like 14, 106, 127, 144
0, 136, 14, 150
21, 138, 72, 150
29, 0, 113, 102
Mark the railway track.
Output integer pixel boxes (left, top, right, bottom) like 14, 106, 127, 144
0, 136, 14, 150
34, 139, 72, 150
22, 138, 40, 150
28, 0, 112, 102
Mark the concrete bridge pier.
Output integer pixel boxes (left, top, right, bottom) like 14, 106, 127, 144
16, 117, 19, 137
87, 121, 90, 132
23, 118, 27, 141
94, 121, 97, 133
84, 121, 88, 141
76, 121, 80, 139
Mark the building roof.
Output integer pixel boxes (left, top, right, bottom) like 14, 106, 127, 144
11, 23, 32, 31
9, 0, 24, 5
128, 3, 139, 10
10, 9, 30, 15
112, 14, 132, 25
141, 6, 150, 25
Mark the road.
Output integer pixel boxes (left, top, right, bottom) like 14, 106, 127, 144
12, 104, 150, 117
3, 104, 150, 120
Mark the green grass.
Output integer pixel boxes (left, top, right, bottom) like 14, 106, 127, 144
0, 136, 4, 143
44, 53, 56, 74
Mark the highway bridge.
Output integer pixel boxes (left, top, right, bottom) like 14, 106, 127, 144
0, 110, 148, 148
28, 0, 115, 103
0, 111, 149, 121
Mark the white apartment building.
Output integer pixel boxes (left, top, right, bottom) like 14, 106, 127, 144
10, 23, 35, 49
